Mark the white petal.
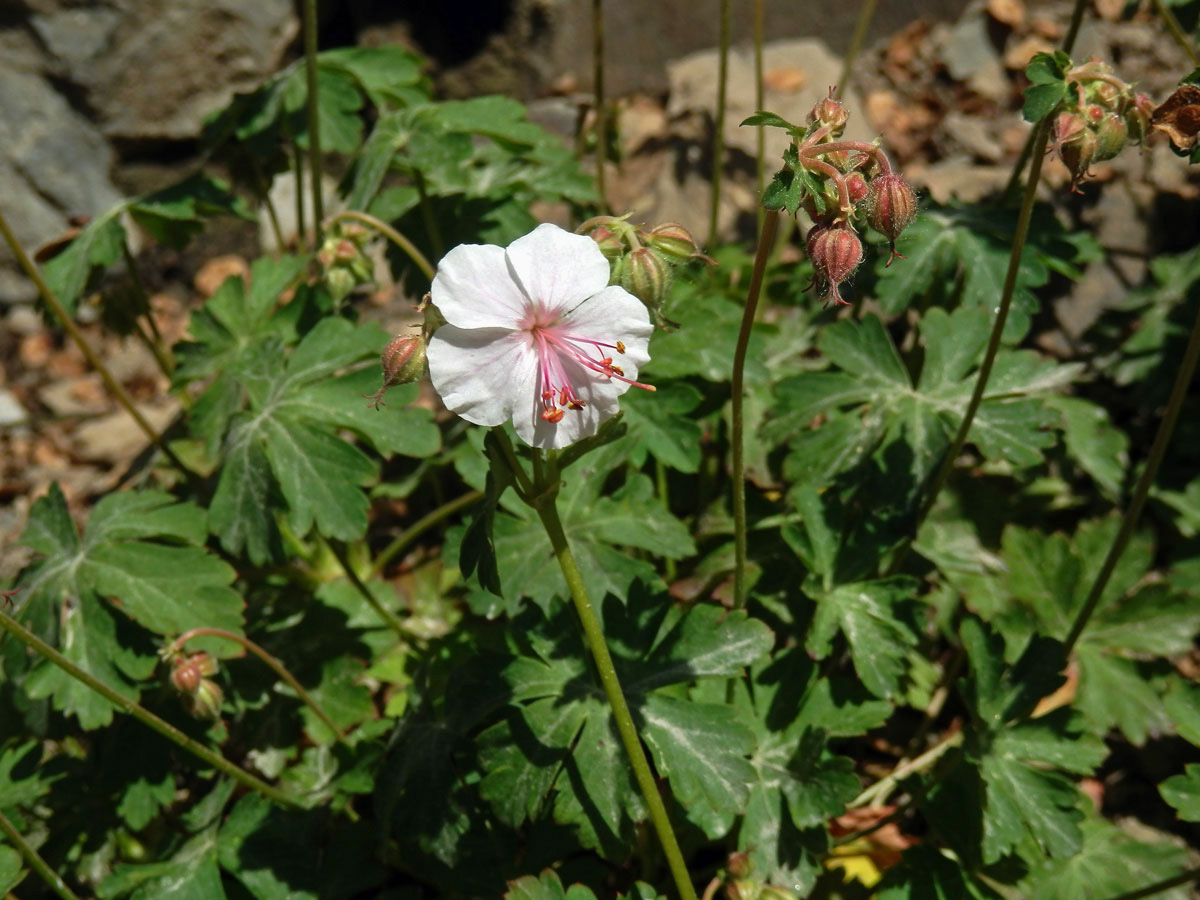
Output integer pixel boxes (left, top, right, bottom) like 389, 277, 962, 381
512, 351, 625, 450
431, 243, 530, 330
560, 285, 654, 382
504, 223, 612, 317
427, 325, 538, 427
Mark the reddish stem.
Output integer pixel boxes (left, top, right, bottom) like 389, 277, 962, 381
799, 155, 853, 221
800, 140, 893, 176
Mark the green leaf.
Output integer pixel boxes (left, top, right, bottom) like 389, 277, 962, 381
769, 310, 1072, 502
1023, 51, 1070, 122
0, 739, 59, 807
505, 869, 598, 900
0, 845, 22, 895
193, 315, 439, 563
620, 381, 704, 473
876, 845, 1003, 899
117, 770, 176, 831
479, 597, 772, 852
460, 447, 694, 614
650, 289, 770, 383
1045, 396, 1130, 496
318, 45, 426, 108
16, 485, 239, 726
1018, 816, 1192, 900
740, 111, 796, 130
41, 211, 126, 316
98, 827, 226, 900
1160, 764, 1200, 821
806, 577, 922, 698
1165, 680, 1200, 745
129, 174, 253, 247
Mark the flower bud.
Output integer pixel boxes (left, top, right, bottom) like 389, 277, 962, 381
845, 172, 868, 205
807, 89, 850, 137
621, 247, 672, 312
588, 224, 626, 258
365, 334, 427, 409
726, 852, 753, 880
865, 174, 917, 265
1058, 127, 1098, 189
724, 880, 760, 900
187, 679, 224, 720
807, 225, 863, 309
646, 223, 708, 265
1092, 112, 1127, 161
170, 651, 218, 695
759, 888, 798, 900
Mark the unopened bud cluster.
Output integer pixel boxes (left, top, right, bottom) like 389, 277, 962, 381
169, 651, 223, 720
317, 221, 375, 303
1050, 58, 1153, 190
578, 215, 715, 325
788, 90, 918, 308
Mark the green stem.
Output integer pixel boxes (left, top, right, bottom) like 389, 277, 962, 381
708, 0, 731, 249
848, 730, 962, 810
533, 464, 697, 900
837, 0, 878, 92
592, 0, 608, 212
250, 155, 288, 253
413, 171, 444, 263
326, 540, 408, 639
167, 628, 345, 743
326, 210, 435, 283
1150, 0, 1200, 66
371, 489, 485, 577
753, 0, 765, 237
0, 609, 301, 810
1063, 288, 1200, 654
302, 0, 324, 243
1100, 866, 1200, 900
0, 809, 81, 900
0, 207, 198, 487
898, 117, 1052, 564
730, 211, 780, 610
292, 137, 307, 251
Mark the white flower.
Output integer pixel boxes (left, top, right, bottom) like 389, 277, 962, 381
426, 223, 654, 449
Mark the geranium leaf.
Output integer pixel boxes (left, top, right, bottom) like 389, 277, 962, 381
1160, 764, 1200, 821
97, 826, 226, 900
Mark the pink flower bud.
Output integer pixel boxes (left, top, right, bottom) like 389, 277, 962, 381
645, 222, 708, 264
187, 679, 224, 720
365, 334, 427, 409
1093, 112, 1127, 162
806, 88, 850, 137
845, 172, 868, 205
865, 174, 917, 265
807, 225, 863, 309
1124, 92, 1154, 144
588, 224, 625, 258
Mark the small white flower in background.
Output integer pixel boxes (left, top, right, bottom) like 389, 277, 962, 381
426, 223, 655, 449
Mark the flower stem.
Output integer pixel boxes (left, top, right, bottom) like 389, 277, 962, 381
250, 154, 288, 253
0, 608, 301, 811
708, 0, 731, 248
896, 116, 1052, 568
592, 0, 608, 212
0, 809, 81, 900
0, 206, 198, 488
371, 489, 486, 576
848, 730, 963, 810
533, 472, 697, 900
166, 628, 345, 744
731, 211, 780, 610
1063, 286, 1200, 655
1150, 0, 1200, 67
326, 210, 436, 282
837, 0, 878, 93
326, 539, 409, 639
302, 0, 324, 244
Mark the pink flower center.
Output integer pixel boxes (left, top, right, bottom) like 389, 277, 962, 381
524, 313, 653, 423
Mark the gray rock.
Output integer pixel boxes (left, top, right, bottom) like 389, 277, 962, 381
0, 65, 124, 304
31, 0, 298, 140
0, 389, 28, 427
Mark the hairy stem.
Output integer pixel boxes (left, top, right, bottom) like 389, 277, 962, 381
898, 117, 1053, 564
0, 809, 81, 900
592, 0, 608, 211
0, 207, 198, 487
326, 210, 436, 282
326, 539, 409, 639
0, 609, 301, 810
1064, 288, 1200, 654
532, 455, 697, 900
797, 154, 852, 220
708, 0, 731, 248
800, 140, 893, 176
731, 211, 780, 610
166, 628, 345, 743
837, 0, 878, 92
371, 489, 486, 576
302, 0, 324, 242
